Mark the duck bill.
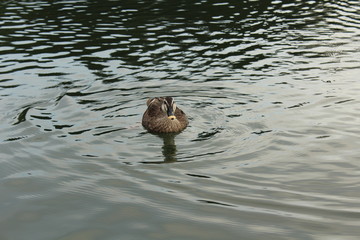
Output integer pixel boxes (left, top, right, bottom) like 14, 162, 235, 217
167, 109, 177, 120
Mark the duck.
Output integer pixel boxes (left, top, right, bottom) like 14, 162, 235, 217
142, 97, 188, 133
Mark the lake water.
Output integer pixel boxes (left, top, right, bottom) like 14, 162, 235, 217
1, 0, 360, 239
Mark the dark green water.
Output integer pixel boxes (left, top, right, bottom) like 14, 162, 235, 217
1, 0, 360, 239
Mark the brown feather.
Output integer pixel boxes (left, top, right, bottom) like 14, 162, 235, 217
142, 97, 188, 133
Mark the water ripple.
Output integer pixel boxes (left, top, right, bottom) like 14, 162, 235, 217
1, 0, 360, 239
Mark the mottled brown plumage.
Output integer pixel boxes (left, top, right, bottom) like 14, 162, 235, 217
142, 97, 188, 133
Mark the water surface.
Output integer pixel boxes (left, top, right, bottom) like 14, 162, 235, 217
1, 0, 360, 239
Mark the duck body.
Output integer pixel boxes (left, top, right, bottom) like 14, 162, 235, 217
142, 97, 188, 133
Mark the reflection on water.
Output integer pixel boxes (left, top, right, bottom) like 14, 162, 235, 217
141, 133, 179, 164
160, 134, 178, 163
1, 0, 360, 239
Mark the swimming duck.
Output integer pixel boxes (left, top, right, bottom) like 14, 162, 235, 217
142, 97, 188, 133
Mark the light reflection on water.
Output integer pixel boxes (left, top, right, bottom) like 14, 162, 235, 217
1, 0, 360, 239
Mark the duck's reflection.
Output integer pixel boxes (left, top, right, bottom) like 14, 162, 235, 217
159, 133, 178, 163
141, 133, 178, 164
140, 133, 178, 164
